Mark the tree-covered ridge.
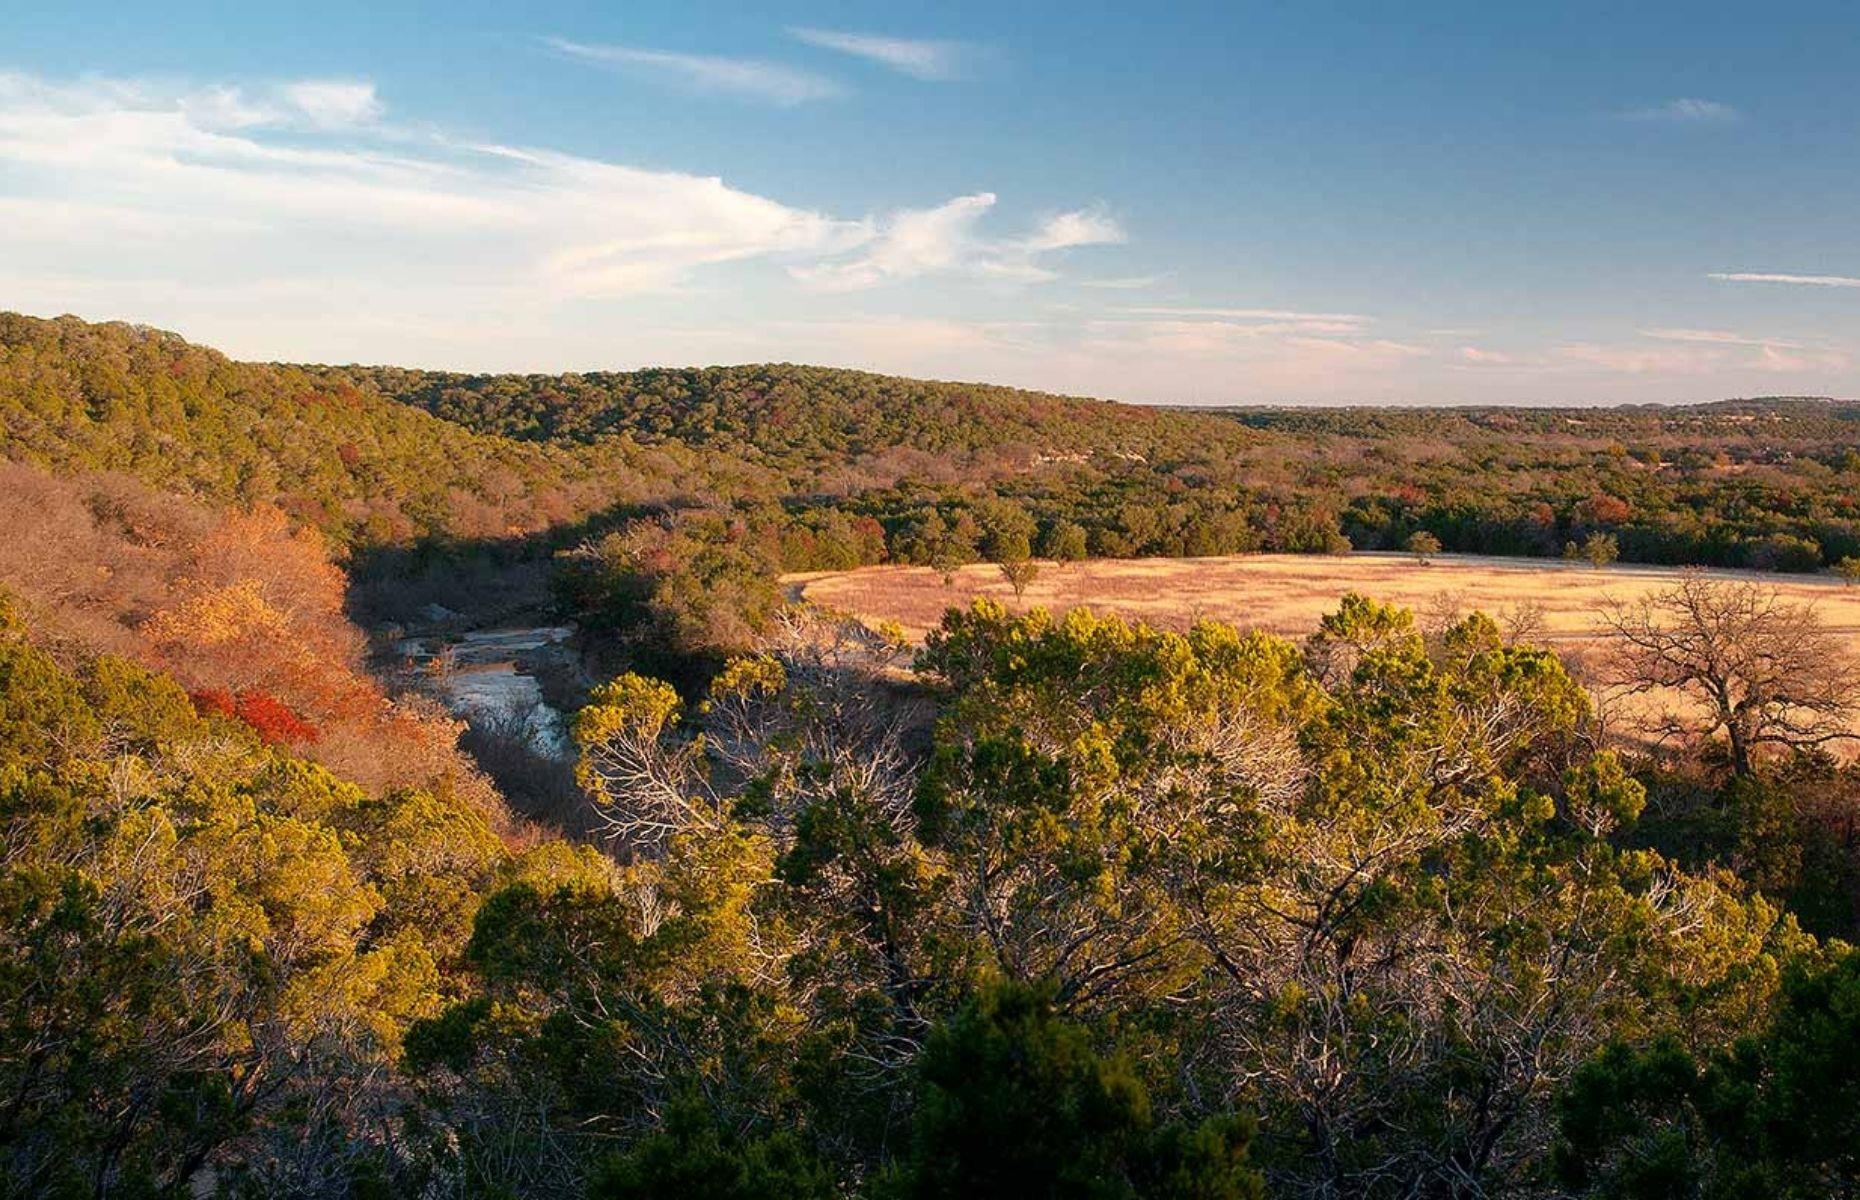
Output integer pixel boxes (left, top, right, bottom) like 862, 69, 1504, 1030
318, 337, 1860, 574
337, 361, 1252, 472
0, 312, 738, 547
9, 311, 1860, 582
1225, 397, 1860, 444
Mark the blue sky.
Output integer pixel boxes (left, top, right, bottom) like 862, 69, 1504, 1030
3, 1, 1858, 404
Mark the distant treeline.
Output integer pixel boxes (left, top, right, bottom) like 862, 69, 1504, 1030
7, 313, 1859, 587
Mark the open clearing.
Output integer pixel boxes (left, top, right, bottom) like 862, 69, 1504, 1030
792, 553, 1860, 750
789, 552, 1860, 645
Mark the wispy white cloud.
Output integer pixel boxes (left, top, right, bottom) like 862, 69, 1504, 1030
1050, 305, 1422, 390
278, 80, 382, 126
1559, 343, 1721, 373
796, 193, 995, 289
1079, 273, 1170, 291
10, 74, 386, 133
1065, 314, 1427, 397
1116, 306, 1370, 334
1631, 328, 1850, 374
542, 36, 843, 105
1640, 327, 1799, 348
1622, 97, 1740, 122
1019, 209, 1124, 253
1453, 342, 1697, 375
789, 28, 967, 80
1120, 305, 1367, 323
1452, 329, 1849, 378
1757, 344, 1851, 372
794, 193, 1123, 290
0, 71, 862, 323
1709, 271, 1860, 288
1563, 337, 1844, 375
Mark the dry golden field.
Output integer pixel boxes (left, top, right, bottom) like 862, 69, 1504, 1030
790, 552, 1860, 646
791, 553, 1860, 749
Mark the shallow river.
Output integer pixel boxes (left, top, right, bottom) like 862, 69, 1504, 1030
397, 627, 574, 759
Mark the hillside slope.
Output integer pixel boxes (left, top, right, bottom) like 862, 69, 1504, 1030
2, 312, 1263, 542
8, 311, 1860, 578
334, 361, 1256, 476
0, 313, 729, 545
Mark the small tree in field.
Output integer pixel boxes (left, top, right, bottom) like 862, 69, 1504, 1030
1406, 531, 1442, 565
1836, 556, 1860, 586
998, 558, 1040, 601
931, 548, 964, 588
1582, 532, 1620, 568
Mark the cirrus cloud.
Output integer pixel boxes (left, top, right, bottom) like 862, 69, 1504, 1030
1622, 97, 1740, 122
278, 80, 382, 127
1455, 329, 1848, 377
788, 28, 969, 81
792, 192, 1125, 290
0, 69, 1135, 372
1709, 271, 1860, 289
542, 36, 844, 105
0, 71, 860, 299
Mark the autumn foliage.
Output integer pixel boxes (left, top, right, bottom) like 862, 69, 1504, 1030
0, 463, 498, 811
189, 686, 320, 744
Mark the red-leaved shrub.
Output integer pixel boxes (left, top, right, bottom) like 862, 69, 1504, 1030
232, 689, 320, 745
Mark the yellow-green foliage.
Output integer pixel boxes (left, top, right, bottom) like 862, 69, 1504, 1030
0, 603, 508, 1193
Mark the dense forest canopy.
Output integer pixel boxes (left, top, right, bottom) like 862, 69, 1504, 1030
8, 313, 1860, 581
5, 310, 1860, 1198
334, 361, 1240, 465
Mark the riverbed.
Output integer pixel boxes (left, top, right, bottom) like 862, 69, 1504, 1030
397, 627, 575, 759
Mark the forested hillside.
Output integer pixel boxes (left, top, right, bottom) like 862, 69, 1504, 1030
0, 597, 568, 1194
0, 461, 510, 806
9, 312, 1860, 584
338, 361, 1248, 475
6, 585, 1859, 1197
6, 310, 1860, 1197
0, 313, 736, 547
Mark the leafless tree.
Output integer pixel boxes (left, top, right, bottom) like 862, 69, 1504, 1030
1420, 588, 1469, 642
705, 605, 918, 839
578, 605, 918, 852
1500, 597, 1549, 646
1601, 573, 1860, 775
